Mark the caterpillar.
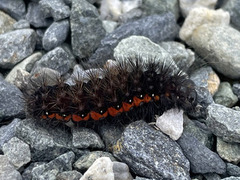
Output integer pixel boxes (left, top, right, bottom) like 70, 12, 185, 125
23, 56, 197, 126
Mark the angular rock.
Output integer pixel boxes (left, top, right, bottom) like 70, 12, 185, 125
180, 8, 230, 42
5, 52, 42, 84
177, 132, 226, 174
89, 12, 179, 64
39, 0, 71, 21
206, 103, 240, 143
156, 108, 184, 140
222, 177, 240, 180
32, 47, 73, 75
71, 0, 106, 58
226, 163, 240, 177
159, 41, 195, 72
2, 137, 31, 170
213, 82, 238, 107
183, 117, 214, 150
42, 20, 69, 50
0, 0, 26, 20
0, 77, 25, 121
0, 11, 16, 34
232, 83, 240, 99
112, 161, 133, 180
217, 137, 240, 164
80, 157, 114, 180
113, 120, 190, 180
13, 20, 30, 30
222, 0, 240, 31
190, 66, 220, 95
179, 0, 217, 17
141, 0, 179, 19
26, 2, 52, 28
32, 151, 75, 179
72, 127, 104, 149
22, 162, 46, 180
56, 170, 83, 180
0, 29, 37, 69
74, 151, 116, 172
0, 118, 21, 149
15, 118, 86, 161
0, 155, 22, 180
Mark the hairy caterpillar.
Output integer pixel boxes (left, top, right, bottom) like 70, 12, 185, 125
23, 56, 197, 126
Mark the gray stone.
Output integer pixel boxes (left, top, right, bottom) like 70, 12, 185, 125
119, 8, 142, 23
2, 137, 31, 170
217, 137, 240, 164
71, 0, 106, 58
188, 86, 214, 119
39, 0, 71, 21
159, 41, 195, 72
227, 163, 240, 177
0, 0, 26, 20
32, 151, 75, 180
0, 29, 37, 69
177, 132, 226, 174
113, 120, 190, 180
0, 77, 25, 121
15, 118, 87, 161
222, 177, 240, 180
190, 66, 220, 95
89, 13, 179, 64
56, 170, 82, 180
183, 117, 214, 150
113, 161, 133, 180
5, 52, 42, 84
0, 11, 16, 34
22, 162, 46, 180
102, 20, 118, 34
0, 155, 22, 180
232, 83, 240, 99
203, 173, 221, 180
26, 2, 52, 28
134, 177, 155, 180
185, 24, 240, 79
141, 0, 179, 19
0, 118, 20, 150
222, 0, 240, 31
72, 127, 104, 149
13, 19, 30, 29
32, 47, 73, 75
206, 103, 240, 143
213, 82, 238, 107
74, 151, 116, 172
42, 20, 69, 50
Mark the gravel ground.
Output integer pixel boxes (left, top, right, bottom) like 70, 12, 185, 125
0, 0, 240, 180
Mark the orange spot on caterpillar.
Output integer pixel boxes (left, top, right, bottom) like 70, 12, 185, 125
41, 115, 47, 119
48, 113, 55, 119
55, 114, 63, 120
72, 114, 90, 122
154, 95, 160, 101
144, 94, 151, 103
90, 111, 108, 121
108, 107, 123, 117
64, 115, 72, 121
133, 96, 145, 106
122, 102, 134, 111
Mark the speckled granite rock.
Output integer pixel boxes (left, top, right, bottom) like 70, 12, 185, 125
177, 132, 226, 174
113, 120, 190, 180
0, 11, 16, 35
0, 155, 22, 180
2, 137, 31, 170
0, 77, 25, 121
89, 12, 179, 64
71, 0, 106, 58
0, 29, 37, 69
0, 0, 26, 20
207, 103, 240, 143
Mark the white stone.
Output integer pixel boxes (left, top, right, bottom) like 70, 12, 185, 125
179, 7, 230, 42
156, 108, 184, 140
180, 0, 217, 17
80, 157, 114, 180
